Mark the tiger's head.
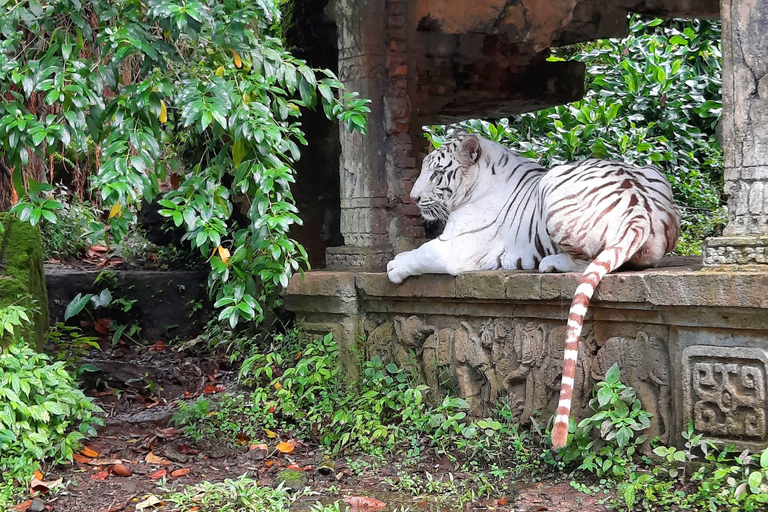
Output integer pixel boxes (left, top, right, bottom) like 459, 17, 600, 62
411, 131, 482, 221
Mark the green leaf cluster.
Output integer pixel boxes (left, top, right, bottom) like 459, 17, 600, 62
0, 339, 103, 486
3, 0, 369, 326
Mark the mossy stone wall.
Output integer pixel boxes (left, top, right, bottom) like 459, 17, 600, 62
0, 213, 48, 347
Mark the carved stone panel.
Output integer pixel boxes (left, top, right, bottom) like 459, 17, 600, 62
683, 346, 768, 447
364, 314, 672, 438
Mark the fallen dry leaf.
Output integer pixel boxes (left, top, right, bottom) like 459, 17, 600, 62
80, 446, 99, 458
151, 340, 168, 351
110, 464, 132, 477
135, 494, 163, 510
343, 496, 387, 509
12, 500, 32, 511
73, 453, 91, 464
30, 475, 62, 494
285, 463, 311, 471
171, 468, 190, 478
145, 452, 171, 465
148, 469, 167, 480
176, 444, 200, 455
265, 460, 276, 467
265, 429, 278, 439
276, 440, 296, 454
236, 433, 249, 445
94, 317, 113, 334
88, 458, 123, 466
203, 384, 226, 394
249, 443, 268, 452
498, 497, 509, 506
91, 470, 110, 481
33, 471, 44, 480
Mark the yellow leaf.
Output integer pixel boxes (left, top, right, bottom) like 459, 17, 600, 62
274, 382, 282, 390
215, 65, 225, 77
232, 139, 246, 167
265, 429, 278, 439
243, 92, 252, 104
108, 202, 122, 219
159, 100, 168, 124
217, 245, 230, 264
145, 452, 171, 465
136, 494, 164, 511
232, 50, 242, 69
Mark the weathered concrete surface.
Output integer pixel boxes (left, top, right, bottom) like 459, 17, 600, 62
285, 258, 768, 450
45, 266, 209, 342
0, 213, 48, 347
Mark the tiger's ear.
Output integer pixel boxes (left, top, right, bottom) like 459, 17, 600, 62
458, 134, 481, 165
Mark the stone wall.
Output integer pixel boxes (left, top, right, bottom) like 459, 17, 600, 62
285, 258, 768, 450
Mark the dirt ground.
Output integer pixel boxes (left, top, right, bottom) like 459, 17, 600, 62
15, 342, 609, 512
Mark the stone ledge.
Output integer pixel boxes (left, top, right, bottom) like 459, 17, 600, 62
287, 257, 768, 311
704, 236, 768, 265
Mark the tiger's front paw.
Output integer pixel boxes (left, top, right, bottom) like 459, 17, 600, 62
387, 253, 413, 284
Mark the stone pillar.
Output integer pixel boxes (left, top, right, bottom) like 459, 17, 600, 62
704, 0, 768, 265
327, 0, 392, 270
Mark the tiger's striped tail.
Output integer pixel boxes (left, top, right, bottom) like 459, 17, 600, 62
550, 223, 651, 450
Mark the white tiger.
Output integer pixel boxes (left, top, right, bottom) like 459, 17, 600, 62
386, 131, 680, 449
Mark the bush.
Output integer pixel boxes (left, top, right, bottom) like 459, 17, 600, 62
0, 304, 102, 495
426, 16, 724, 254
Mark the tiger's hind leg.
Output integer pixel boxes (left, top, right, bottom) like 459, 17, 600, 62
539, 253, 589, 273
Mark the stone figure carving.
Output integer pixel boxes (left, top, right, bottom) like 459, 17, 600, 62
592, 332, 672, 444
365, 316, 672, 438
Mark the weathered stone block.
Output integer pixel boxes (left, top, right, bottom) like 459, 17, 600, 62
285, 259, 768, 450
0, 213, 48, 348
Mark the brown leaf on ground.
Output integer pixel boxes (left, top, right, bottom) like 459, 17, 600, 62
203, 384, 226, 394
87, 458, 123, 466
151, 341, 168, 351
343, 496, 387, 509
91, 470, 110, 481
12, 500, 32, 511
95, 318, 113, 334
110, 464, 132, 477
80, 446, 99, 458
148, 469, 167, 480
171, 468, 190, 478
73, 453, 91, 464
176, 444, 200, 455
285, 463, 311, 471
145, 452, 171, 465
30, 475, 63, 494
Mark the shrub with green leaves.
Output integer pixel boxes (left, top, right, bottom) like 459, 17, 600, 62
560, 363, 650, 480
0, 340, 103, 483
3, 0, 369, 327
426, 16, 724, 254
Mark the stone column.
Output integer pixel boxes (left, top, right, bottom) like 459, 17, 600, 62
704, 0, 768, 265
326, 0, 392, 270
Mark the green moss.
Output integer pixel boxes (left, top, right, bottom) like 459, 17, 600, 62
0, 212, 48, 348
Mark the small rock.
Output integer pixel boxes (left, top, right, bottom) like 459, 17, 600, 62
209, 445, 235, 459
246, 447, 268, 461
29, 498, 46, 512
163, 445, 189, 464
275, 469, 308, 492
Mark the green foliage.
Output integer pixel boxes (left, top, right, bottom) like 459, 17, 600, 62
163, 473, 315, 512
0, 302, 31, 340
3, 0, 369, 327
561, 364, 650, 480
39, 188, 103, 261
64, 287, 141, 344
173, 330, 534, 467
0, 328, 102, 489
426, 16, 724, 254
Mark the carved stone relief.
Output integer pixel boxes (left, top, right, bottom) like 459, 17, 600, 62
683, 346, 768, 444
364, 315, 672, 435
